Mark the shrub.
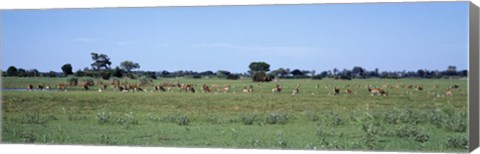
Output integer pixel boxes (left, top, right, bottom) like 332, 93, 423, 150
96, 112, 112, 125
446, 135, 468, 149
22, 112, 49, 124
395, 124, 429, 143
176, 115, 190, 126
117, 112, 139, 128
66, 76, 78, 86
443, 112, 467, 133
240, 113, 258, 125
164, 114, 190, 126
100, 134, 117, 145
265, 111, 288, 125
329, 112, 342, 126
139, 76, 153, 86
226, 74, 240, 80
252, 71, 273, 82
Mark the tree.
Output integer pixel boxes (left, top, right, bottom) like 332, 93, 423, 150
216, 70, 231, 78
17, 68, 27, 77
249, 61, 272, 82
417, 69, 426, 78
249, 62, 271, 73
352, 66, 365, 78
270, 68, 289, 77
6, 66, 18, 76
61, 63, 74, 76
290, 69, 304, 76
90, 52, 112, 71
120, 60, 140, 73
112, 67, 124, 78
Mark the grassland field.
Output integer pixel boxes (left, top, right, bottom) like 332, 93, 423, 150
0, 77, 468, 152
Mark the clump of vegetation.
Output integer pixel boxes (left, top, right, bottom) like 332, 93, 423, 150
138, 76, 153, 86
264, 111, 288, 125
443, 112, 467, 133
240, 113, 259, 125
21, 112, 52, 125
446, 135, 468, 149
19, 130, 36, 143
96, 112, 113, 125
66, 76, 78, 86
275, 132, 288, 149
361, 123, 381, 150
117, 112, 139, 128
395, 124, 429, 143
305, 111, 320, 122
325, 112, 342, 127
100, 134, 117, 145
67, 114, 88, 121
164, 114, 190, 126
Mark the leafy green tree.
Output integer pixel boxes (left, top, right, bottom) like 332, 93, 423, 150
6, 66, 18, 76
120, 60, 140, 73
290, 69, 304, 76
61, 63, 74, 76
352, 66, 365, 78
91, 52, 112, 71
249, 62, 270, 73
216, 70, 231, 78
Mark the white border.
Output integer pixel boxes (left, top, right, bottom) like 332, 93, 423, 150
0, 0, 478, 154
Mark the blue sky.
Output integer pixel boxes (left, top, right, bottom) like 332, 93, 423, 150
1, 2, 469, 73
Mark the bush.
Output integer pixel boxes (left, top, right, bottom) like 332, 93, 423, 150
240, 113, 258, 125
164, 114, 190, 126
117, 112, 139, 128
139, 76, 153, 86
66, 76, 78, 86
22, 112, 50, 124
96, 112, 112, 125
176, 115, 190, 126
265, 111, 288, 125
252, 71, 273, 82
446, 135, 468, 149
227, 74, 240, 80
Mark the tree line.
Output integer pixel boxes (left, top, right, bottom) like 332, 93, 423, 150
2, 52, 468, 81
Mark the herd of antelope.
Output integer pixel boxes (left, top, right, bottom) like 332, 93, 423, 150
25, 80, 461, 97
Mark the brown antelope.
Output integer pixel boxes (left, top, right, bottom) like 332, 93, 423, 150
202, 84, 211, 93
272, 84, 282, 93
37, 84, 45, 91
57, 83, 67, 92
451, 84, 460, 89
223, 84, 231, 93
178, 83, 195, 93
98, 83, 107, 92
243, 85, 253, 93
333, 86, 340, 95
243, 87, 249, 93
415, 85, 423, 91
345, 89, 352, 94
27, 84, 34, 91
367, 86, 388, 96
292, 84, 300, 95
81, 83, 89, 91
446, 90, 453, 97
154, 85, 166, 92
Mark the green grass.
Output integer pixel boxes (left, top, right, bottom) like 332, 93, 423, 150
1, 77, 468, 152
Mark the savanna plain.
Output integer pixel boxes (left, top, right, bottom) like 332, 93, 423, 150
1, 77, 468, 152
